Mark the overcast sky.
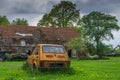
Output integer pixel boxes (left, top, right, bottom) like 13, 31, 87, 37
0, 0, 120, 47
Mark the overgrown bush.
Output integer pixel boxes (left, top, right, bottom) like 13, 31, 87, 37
86, 43, 113, 56
5, 76, 16, 80
67, 38, 87, 59
10, 53, 28, 61
115, 48, 120, 54
5, 53, 12, 60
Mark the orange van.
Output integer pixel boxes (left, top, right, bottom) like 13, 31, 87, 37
27, 44, 70, 69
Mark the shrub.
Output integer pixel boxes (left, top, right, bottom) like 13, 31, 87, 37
11, 53, 28, 61
5, 53, 12, 61
5, 76, 15, 80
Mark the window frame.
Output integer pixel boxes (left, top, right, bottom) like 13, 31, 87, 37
42, 45, 65, 54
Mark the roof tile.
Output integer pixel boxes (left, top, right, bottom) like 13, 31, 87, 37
0, 26, 79, 40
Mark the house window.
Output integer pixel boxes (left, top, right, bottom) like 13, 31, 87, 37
21, 40, 26, 46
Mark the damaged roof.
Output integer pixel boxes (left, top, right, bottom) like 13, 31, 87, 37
0, 26, 79, 41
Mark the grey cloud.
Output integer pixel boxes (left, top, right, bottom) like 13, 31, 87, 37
1, 0, 120, 15
0, 0, 59, 15
73, 0, 120, 14
0, 0, 120, 23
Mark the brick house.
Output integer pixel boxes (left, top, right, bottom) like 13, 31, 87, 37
0, 26, 79, 57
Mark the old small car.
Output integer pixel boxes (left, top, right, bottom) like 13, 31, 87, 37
27, 44, 70, 69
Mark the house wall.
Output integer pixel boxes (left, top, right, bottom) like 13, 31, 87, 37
71, 49, 77, 58
0, 37, 34, 54
0, 27, 79, 58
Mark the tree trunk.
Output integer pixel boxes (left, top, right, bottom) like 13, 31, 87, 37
96, 38, 100, 55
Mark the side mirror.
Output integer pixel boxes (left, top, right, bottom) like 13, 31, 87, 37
26, 50, 31, 55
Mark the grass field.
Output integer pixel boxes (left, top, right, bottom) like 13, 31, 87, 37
0, 57, 120, 80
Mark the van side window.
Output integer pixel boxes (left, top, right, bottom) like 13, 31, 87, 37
32, 47, 39, 54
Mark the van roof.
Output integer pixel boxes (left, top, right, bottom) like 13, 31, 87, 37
37, 44, 63, 46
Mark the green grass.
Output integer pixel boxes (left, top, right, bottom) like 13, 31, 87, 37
0, 57, 120, 80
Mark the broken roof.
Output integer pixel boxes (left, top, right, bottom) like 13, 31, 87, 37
0, 26, 79, 41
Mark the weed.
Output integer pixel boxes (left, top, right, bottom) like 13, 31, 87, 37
5, 76, 16, 80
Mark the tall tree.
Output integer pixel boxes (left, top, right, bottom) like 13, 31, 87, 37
12, 18, 28, 26
82, 11, 120, 55
0, 16, 10, 25
37, 1, 80, 28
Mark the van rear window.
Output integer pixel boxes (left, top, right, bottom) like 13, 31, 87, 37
42, 46, 65, 53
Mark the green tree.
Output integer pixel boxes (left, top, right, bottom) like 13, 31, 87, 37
37, 1, 80, 28
115, 48, 120, 54
99, 44, 113, 54
82, 11, 120, 55
37, 13, 52, 27
0, 16, 10, 25
67, 38, 87, 53
12, 18, 28, 26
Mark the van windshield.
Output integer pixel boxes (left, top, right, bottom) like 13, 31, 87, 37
42, 46, 65, 54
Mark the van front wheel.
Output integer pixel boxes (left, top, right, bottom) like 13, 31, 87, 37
32, 64, 39, 70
